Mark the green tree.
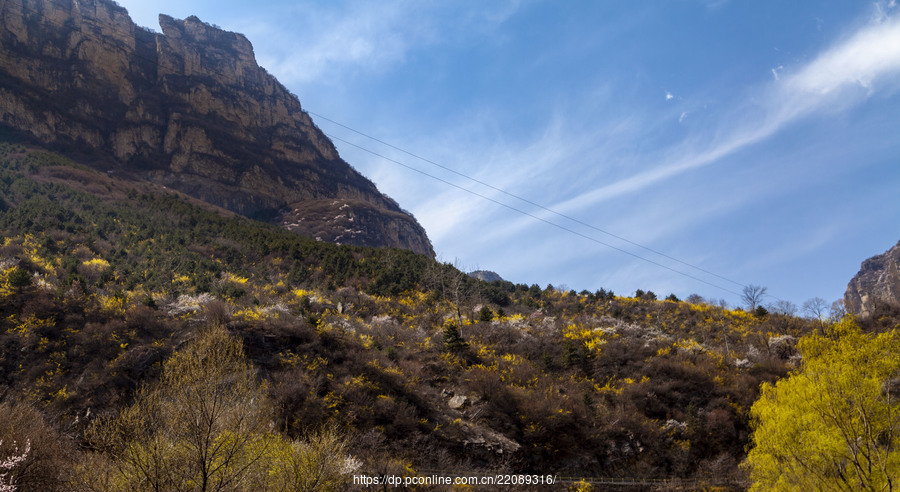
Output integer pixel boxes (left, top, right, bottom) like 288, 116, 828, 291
477, 306, 494, 322
6, 266, 31, 291
442, 323, 468, 353
745, 319, 900, 491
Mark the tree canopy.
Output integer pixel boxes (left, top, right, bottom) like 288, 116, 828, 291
745, 319, 900, 491
83, 325, 351, 491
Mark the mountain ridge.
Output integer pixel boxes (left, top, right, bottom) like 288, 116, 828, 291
0, 0, 434, 256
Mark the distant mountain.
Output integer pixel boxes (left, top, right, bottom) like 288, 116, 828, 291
0, 0, 434, 256
469, 270, 504, 283
845, 240, 900, 316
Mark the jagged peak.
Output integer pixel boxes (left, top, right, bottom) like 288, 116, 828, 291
157, 13, 257, 68
0, 0, 435, 256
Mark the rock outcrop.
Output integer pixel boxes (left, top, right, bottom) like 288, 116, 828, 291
845, 240, 900, 316
468, 270, 504, 283
0, 0, 434, 256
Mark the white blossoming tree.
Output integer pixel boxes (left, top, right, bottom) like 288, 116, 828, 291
0, 440, 30, 492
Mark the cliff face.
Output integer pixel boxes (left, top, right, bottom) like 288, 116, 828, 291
845, 240, 900, 316
0, 0, 434, 256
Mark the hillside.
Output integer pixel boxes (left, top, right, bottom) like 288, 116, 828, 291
0, 138, 849, 490
0, 2, 897, 490
0, 0, 433, 256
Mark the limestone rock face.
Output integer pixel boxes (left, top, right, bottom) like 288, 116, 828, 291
0, 0, 434, 256
845, 240, 900, 316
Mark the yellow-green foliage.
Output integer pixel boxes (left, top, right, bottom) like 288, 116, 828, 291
20, 234, 60, 273
86, 326, 279, 490
81, 258, 110, 271
0, 265, 31, 298
6, 313, 53, 338
563, 323, 607, 353
745, 318, 900, 491
82, 325, 352, 491
97, 293, 128, 317
233, 305, 267, 321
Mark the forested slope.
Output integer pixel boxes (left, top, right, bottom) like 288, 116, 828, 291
1, 139, 895, 490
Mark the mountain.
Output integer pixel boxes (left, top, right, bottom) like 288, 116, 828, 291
0, 0, 434, 256
4, 1, 875, 488
468, 270, 504, 283
845, 240, 900, 316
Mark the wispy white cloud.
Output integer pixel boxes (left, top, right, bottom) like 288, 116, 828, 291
551, 10, 900, 215
780, 14, 900, 99
874, 0, 899, 22
239, 2, 430, 85
407, 113, 623, 245
236, 1, 523, 86
423, 6, 900, 289
813, 16, 825, 32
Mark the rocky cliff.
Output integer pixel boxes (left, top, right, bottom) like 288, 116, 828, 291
845, 240, 900, 316
0, 0, 434, 256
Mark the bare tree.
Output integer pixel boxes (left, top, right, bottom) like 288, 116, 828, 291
829, 299, 846, 321
685, 293, 705, 305
79, 326, 355, 491
91, 325, 278, 491
769, 299, 798, 316
802, 297, 829, 321
741, 285, 768, 311
424, 259, 475, 334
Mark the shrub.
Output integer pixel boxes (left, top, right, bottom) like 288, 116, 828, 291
0, 400, 71, 492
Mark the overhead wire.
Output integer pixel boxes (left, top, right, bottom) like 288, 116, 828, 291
3, 0, 765, 299
306, 110, 745, 287
308, 110, 748, 290
325, 132, 744, 297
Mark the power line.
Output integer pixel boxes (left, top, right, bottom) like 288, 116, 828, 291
309, 110, 748, 290
325, 132, 744, 297
3, 0, 757, 298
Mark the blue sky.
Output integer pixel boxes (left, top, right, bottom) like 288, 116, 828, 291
115, 0, 900, 309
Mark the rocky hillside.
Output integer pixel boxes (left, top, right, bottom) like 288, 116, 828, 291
0, 0, 433, 256
10, 138, 879, 490
0, 140, 824, 489
845, 240, 900, 316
